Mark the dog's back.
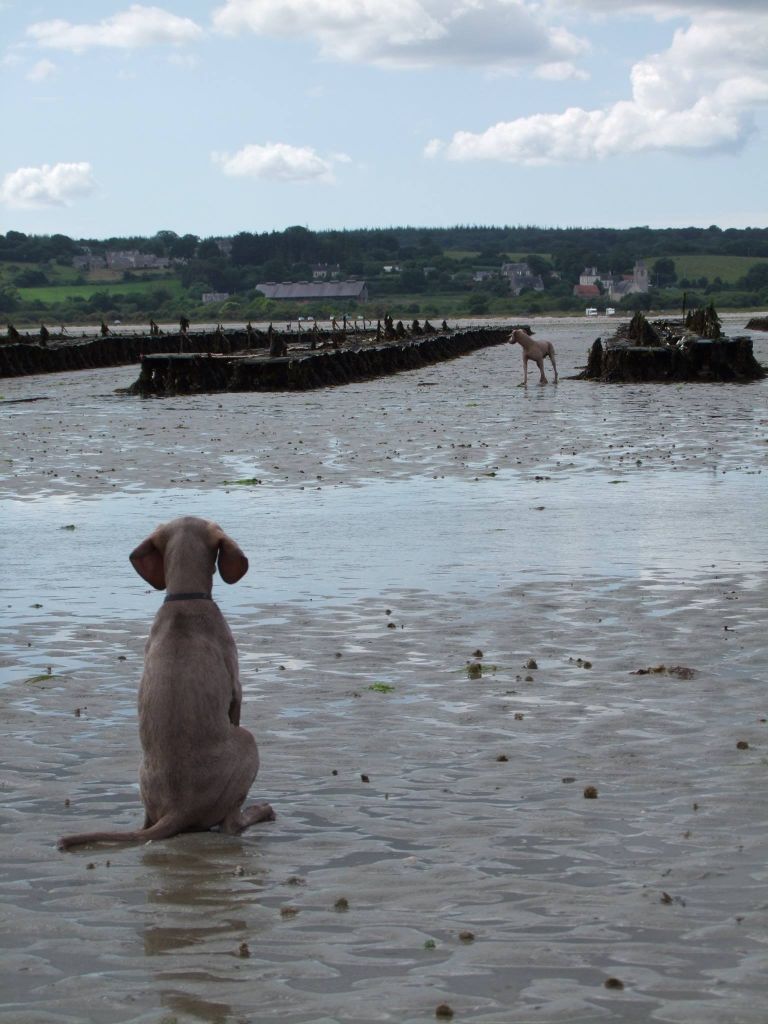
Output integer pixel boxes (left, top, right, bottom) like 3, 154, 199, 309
510, 328, 553, 358
137, 598, 244, 816
139, 599, 238, 748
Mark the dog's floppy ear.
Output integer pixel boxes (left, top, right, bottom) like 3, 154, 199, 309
130, 534, 166, 590
217, 533, 249, 584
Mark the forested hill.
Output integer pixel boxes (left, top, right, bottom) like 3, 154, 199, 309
3, 223, 768, 324
2, 223, 768, 273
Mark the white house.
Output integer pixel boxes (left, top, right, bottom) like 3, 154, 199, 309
311, 263, 341, 280
574, 261, 650, 300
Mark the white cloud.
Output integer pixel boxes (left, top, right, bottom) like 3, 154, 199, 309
212, 143, 347, 183
26, 58, 56, 81
423, 138, 445, 159
212, 0, 589, 71
555, 0, 766, 13
534, 61, 589, 81
428, 11, 768, 163
27, 5, 202, 52
0, 162, 97, 208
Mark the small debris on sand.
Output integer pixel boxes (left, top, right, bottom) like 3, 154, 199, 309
238, 942, 251, 958
435, 1003, 454, 1020
584, 785, 599, 799
631, 665, 696, 679
660, 891, 686, 906
604, 977, 624, 990
736, 740, 750, 750
334, 897, 350, 912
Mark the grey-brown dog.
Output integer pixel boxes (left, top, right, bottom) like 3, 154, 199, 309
509, 327, 558, 384
58, 516, 274, 850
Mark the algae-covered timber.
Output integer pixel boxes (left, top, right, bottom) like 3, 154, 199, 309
0, 328, 268, 379
578, 306, 765, 383
129, 328, 510, 395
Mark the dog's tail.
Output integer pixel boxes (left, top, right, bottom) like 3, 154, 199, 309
57, 813, 184, 851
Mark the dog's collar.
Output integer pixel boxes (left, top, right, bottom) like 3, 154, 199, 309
164, 592, 213, 603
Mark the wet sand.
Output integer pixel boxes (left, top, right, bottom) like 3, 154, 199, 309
1, 315, 767, 1023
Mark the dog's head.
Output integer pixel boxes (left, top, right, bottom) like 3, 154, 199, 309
130, 516, 249, 590
509, 326, 534, 344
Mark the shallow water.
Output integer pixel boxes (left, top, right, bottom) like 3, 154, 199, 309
2, 467, 766, 648
1, 314, 767, 1023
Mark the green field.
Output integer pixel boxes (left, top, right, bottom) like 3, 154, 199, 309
16, 278, 185, 303
442, 250, 551, 262
646, 254, 768, 284
442, 250, 480, 260
442, 253, 768, 283
0, 264, 80, 286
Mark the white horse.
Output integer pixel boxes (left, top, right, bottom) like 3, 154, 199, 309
508, 327, 558, 385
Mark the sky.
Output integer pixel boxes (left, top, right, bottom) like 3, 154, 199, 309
1, 0, 766, 239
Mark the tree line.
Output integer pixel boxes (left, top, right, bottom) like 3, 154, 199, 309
2, 224, 768, 323
3, 223, 768, 269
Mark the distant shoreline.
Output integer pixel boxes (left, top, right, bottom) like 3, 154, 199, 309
6, 307, 768, 337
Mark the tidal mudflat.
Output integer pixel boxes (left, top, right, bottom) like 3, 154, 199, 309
1, 315, 767, 1023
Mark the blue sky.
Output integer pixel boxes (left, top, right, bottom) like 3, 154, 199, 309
1, 1, 766, 238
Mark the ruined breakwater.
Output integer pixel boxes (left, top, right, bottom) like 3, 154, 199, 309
130, 328, 509, 395
578, 314, 765, 383
0, 329, 276, 379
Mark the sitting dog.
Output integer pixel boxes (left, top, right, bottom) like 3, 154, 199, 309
508, 327, 558, 384
58, 516, 274, 849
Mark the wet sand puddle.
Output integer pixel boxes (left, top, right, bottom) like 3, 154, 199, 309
1, 315, 767, 1023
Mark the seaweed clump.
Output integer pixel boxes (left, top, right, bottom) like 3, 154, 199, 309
684, 303, 722, 340
627, 310, 661, 346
